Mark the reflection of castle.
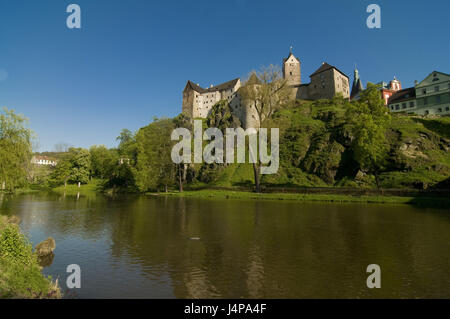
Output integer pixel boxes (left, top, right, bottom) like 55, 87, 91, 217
182, 50, 350, 128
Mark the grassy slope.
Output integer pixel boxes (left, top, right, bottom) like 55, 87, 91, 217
381, 116, 450, 188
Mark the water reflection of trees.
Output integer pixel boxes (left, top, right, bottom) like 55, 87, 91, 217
2, 193, 449, 298
107, 198, 450, 298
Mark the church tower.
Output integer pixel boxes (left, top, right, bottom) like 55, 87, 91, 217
283, 47, 301, 86
389, 76, 402, 91
350, 67, 364, 99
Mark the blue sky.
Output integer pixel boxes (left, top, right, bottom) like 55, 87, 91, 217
0, 0, 449, 151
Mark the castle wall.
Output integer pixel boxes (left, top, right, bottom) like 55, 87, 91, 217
332, 70, 350, 98
306, 69, 349, 100
229, 91, 260, 129
308, 69, 335, 100
195, 91, 221, 118
293, 85, 310, 100
222, 81, 241, 101
182, 90, 195, 118
183, 80, 242, 120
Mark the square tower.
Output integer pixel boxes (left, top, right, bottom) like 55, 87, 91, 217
283, 50, 301, 86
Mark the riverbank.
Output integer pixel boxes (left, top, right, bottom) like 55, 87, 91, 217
51, 179, 103, 196
45, 179, 450, 207
0, 216, 61, 299
157, 189, 450, 207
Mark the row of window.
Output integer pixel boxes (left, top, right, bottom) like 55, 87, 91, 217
196, 92, 238, 105
418, 92, 450, 106
419, 82, 450, 95
390, 101, 415, 110
424, 107, 450, 115
390, 104, 450, 113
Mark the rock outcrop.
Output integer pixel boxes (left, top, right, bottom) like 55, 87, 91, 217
35, 238, 56, 257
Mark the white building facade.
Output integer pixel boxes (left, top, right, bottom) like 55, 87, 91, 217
31, 155, 57, 166
388, 71, 450, 115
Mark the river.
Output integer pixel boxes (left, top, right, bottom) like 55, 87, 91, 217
0, 192, 449, 298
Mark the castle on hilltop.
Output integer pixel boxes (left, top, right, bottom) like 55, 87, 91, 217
182, 50, 350, 128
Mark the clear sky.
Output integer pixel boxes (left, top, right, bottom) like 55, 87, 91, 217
0, 0, 449, 151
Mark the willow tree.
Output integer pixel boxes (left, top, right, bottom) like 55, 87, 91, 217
238, 65, 292, 192
0, 108, 34, 191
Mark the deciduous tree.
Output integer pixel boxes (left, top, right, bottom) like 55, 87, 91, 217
346, 83, 391, 189
238, 66, 291, 192
0, 108, 34, 191
135, 118, 176, 192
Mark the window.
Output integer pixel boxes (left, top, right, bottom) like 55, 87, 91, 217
402, 103, 407, 109
390, 106, 394, 110
435, 86, 439, 92
395, 105, 400, 110
436, 95, 441, 103
423, 89, 427, 95
410, 102, 414, 108
424, 97, 428, 105
438, 108, 442, 113
290, 72, 292, 76
425, 110, 429, 115
446, 107, 449, 112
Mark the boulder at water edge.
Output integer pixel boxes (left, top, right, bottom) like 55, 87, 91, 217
35, 238, 56, 257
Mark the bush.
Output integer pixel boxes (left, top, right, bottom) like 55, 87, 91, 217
0, 220, 60, 298
0, 223, 36, 266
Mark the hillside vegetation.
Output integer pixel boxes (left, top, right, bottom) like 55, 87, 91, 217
190, 98, 450, 190
16, 87, 448, 195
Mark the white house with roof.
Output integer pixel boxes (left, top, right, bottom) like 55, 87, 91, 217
31, 155, 58, 166
414, 71, 450, 115
388, 71, 450, 115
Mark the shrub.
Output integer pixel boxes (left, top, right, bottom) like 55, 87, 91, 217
0, 220, 60, 298
0, 223, 36, 266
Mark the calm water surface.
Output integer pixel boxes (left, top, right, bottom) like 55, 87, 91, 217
0, 192, 449, 298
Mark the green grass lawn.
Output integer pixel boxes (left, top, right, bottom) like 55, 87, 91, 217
157, 189, 450, 207
52, 178, 104, 195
